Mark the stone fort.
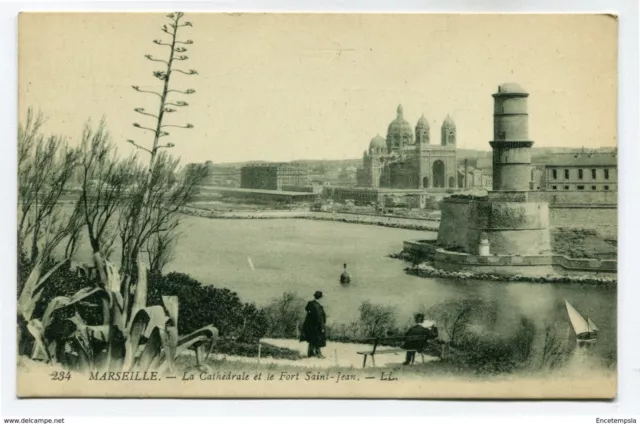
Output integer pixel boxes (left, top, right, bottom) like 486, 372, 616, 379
356, 105, 458, 190
427, 82, 590, 277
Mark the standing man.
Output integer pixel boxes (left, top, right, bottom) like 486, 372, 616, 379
300, 290, 327, 358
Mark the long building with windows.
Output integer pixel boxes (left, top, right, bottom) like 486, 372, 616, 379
536, 152, 617, 192
240, 162, 309, 191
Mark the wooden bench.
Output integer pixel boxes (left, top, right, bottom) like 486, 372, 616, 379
356, 335, 439, 369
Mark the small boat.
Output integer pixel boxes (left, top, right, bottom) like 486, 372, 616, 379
565, 300, 598, 344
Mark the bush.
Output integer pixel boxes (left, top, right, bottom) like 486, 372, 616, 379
425, 299, 575, 374
263, 292, 306, 338
148, 272, 268, 342
356, 301, 399, 339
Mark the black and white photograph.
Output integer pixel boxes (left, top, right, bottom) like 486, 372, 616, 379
15, 12, 618, 399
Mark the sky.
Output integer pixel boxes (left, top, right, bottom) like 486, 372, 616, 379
18, 13, 617, 164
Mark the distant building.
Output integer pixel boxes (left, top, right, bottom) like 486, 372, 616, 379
240, 162, 309, 191
204, 165, 241, 187
535, 153, 617, 192
357, 105, 458, 190
457, 166, 492, 190
184, 162, 241, 188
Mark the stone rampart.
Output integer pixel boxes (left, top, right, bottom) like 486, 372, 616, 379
436, 197, 472, 250
428, 247, 617, 276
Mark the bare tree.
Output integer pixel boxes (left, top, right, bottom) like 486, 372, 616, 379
146, 220, 180, 275
426, 299, 481, 346
78, 118, 140, 259
118, 152, 207, 275
18, 108, 79, 263
357, 301, 397, 339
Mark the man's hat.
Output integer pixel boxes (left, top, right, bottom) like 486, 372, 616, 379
314, 290, 323, 299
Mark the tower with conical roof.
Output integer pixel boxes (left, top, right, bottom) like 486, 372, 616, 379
368, 134, 386, 187
415, 114, 430, 144
441, 115, 456, 146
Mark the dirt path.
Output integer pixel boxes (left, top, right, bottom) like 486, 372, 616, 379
207, 338, 440, 369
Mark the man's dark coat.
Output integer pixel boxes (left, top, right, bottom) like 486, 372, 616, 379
402, 324, 438, 351
300, 300, 327, 347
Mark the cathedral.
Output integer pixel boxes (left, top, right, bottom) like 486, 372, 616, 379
356, 105, 458, 189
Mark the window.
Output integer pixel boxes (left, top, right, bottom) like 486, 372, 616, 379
604, 185, 610, 190
564, 185, 570, 190
578, 169, 583, 179
592, 186, 597, 190
604, 169, 610, 180
564, 169, 570, 179
591, 169, 597, 179
552, 169, 557, 179
577, 185, 584, 190
552, 185, 557, 190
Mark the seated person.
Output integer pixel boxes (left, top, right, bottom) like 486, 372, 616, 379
402, 313, 438, 365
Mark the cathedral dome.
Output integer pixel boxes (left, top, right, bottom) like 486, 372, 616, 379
416, 113, 429, 129
387, 104, 414, 147
369, 134, 386, 150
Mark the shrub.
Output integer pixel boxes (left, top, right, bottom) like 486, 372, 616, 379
148, 272, 268, 342
19, 253, 218, 375
353, 301, 399, 340
263, 292, 306, 339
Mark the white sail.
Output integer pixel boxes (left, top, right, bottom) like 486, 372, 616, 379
565, 300, 591, 335
587, 317, 599, 332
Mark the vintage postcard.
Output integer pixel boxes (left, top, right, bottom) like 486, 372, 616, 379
16, 12, 617, 399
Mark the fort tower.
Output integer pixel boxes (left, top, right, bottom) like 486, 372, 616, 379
435, 83, 552, 272
490, 83, 534, 191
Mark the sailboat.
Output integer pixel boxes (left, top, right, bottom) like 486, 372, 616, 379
565, 300, 599, 344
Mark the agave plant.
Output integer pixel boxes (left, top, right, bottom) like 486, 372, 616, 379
19, 252, 218, 374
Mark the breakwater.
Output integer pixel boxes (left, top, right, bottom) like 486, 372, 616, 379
179, 206, 440, 231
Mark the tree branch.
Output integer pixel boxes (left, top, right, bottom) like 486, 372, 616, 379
132, 123, 158, 133
132, 86, 162, 98
134, 108, 158, 119
172, 69, 198, 76
144, 54, 169, 64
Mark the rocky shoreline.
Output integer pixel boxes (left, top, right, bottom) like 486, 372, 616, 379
388, 252, 617, 284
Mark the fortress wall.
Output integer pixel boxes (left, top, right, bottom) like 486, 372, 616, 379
469, 228, 552, 256
529, 191, 618, 205
431, 249, 617, 276
437, 198, 552, 255
436, 198, 471, 250
550, 207, 618, 239
467, 201, 551, 255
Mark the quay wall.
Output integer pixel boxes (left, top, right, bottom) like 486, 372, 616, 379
402, 241, 617, 276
